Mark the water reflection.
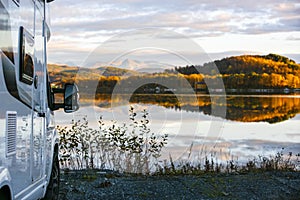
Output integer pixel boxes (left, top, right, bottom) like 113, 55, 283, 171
84, 94, 300, 123
56, 94, 300, 167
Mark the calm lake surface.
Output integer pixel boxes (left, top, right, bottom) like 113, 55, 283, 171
56, 94, 300, 165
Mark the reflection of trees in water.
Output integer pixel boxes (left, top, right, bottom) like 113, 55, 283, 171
92, 94, 300, 123
224, 97, 300, 123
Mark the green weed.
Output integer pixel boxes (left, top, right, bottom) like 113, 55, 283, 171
58, 106, 168, 174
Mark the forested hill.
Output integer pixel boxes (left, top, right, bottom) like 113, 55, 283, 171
173, 54, 300, 76
48, 54, 300, 91
48, 64, 139, 84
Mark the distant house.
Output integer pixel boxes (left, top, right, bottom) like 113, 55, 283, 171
155, 86, 161, 93
195, 81, 206, 91
163, 88, 177, 92
283, 88, 290, 94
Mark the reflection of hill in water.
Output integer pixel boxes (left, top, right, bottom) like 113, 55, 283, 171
224, 96, 300, 123
90, 94, 300, 123
219, 96, 300, 123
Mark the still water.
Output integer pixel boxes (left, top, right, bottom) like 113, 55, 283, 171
56, 94, 300, 165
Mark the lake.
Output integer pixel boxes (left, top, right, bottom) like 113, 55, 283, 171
56, 94, 300, 167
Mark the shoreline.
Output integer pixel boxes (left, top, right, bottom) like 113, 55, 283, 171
59, 169, 300, 199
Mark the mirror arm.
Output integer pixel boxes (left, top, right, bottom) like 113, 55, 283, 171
53, 103, 64, 110
52, 88, 64, 93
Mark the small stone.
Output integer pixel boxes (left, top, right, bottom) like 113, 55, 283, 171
97, 180, 112, 188
222, 191, 230, 196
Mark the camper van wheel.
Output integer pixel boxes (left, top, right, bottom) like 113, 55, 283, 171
0, 186, 11, 200
43, 147, 60, 200
0, 192, 10, 200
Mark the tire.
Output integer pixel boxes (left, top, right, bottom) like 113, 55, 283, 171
43, 148, 60, 200
0, 191, 10, 200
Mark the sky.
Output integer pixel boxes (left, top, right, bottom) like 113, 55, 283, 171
47, 0, 300, 67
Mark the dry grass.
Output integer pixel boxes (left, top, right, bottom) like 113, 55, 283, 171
58, 107, 299, 175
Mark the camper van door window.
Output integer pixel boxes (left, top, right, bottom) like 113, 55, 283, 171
19, 26, 34, 85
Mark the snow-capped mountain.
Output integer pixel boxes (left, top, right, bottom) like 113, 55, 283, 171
101, 59, 175, 73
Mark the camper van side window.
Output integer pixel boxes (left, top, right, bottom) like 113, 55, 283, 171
19, 26, 34, 85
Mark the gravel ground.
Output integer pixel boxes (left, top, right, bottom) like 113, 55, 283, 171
59, 170, 300, 200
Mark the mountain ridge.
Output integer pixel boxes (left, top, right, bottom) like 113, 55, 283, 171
172, 53, 300, 76
48, 53, 300, 90
89, 59, 175, 73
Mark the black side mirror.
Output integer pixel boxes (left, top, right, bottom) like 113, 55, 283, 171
64, 83, 79, 113
51, 83, 79, 112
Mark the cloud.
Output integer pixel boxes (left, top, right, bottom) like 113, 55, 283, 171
287, 35, 300, 41
279, 17, 300, 31
50, 0, 300, 37
47, 0, 300, 65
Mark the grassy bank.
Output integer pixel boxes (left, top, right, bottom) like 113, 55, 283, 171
57, 107, 299, 175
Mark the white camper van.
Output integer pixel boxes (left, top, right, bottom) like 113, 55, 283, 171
0, 0, 79, 199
